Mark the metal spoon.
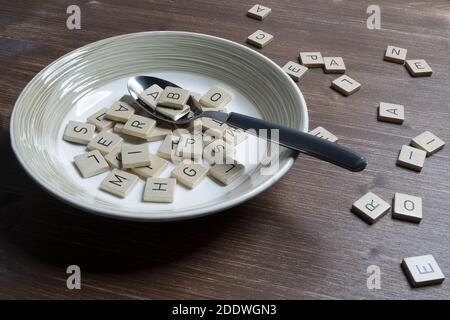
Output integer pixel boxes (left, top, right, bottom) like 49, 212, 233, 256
128, 76, 367, 172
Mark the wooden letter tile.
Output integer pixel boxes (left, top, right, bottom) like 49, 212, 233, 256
122, 114, 156, 139
121, 144, 151, 169
74, 150, 110, 178
331, 75, 361, 96
63, 121, 96, 145
87, 108, 114, 131
104, 146, 122, 169
202, 117, 228, 138
203, 139, 235, 164
131, 153, 169, 178
393, 193, 422, 223
410, 131, 445, 156
146, 126, 172, 142
405, 59, 432, 77
401, 255, 445, 287
157, 134, 182, 161
351, 192, 390, 224
378, 102, 405, 124
139, 84, 163, 109
100, 169, 139, 198
199, 86, 232, 109
384, 45, 407, 64
224, 127, 248, 146
176, 135, 204, 160
209, 163, 245, 185
156, 104, 190, 121
105, 101, 135, 122
158, 86, 190, 109
247, 4, 271, 20
143, 178, 176, 203
247, 30, 274, 48
397, 145, 426, 172
323, 57, 346, 74
282, 61, 308, 81
171, 162, 208, 189
299, 52, 324, 68
87, 131, 123, 155
309, 126, 338, 142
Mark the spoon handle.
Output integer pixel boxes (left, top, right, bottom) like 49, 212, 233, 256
209, 111, 367, 172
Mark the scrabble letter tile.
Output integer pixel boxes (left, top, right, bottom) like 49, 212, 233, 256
247, 4, 271, 20
247, 30, 273, 48
156, 104, 190, 121
203, 139, 235, 164
105, 101, 135, 122
397, 145, 426, 172
209, 163, 245, 185
158, 86, 190, 109
121, 144, 151, 169
299, 52, 324, 68
199, 86, 232, 109
282, 61, 308, 81
157, 135, 182, 161
74, 150, 109, 178
405, 59, 432, 77
143, 178, 176, 203
410, 131, 445, 156
63, 121, 96, 145
122, 114, 156, 139
171, 162, 208, 189
393, 193, 422, 223
87, 108, 114, 131
351, 192, 390, 224
309, 126, 338, 143
104, 146, 122, 169
401, 255, 445, 287
146, 126, 172, 142
176, 135, 204, 161
131, 153, 169, 178
378, 102, 405, 124
87, 131, 123, 155
331, 75, 361, 96
202, 117, 228, 138
139, 84, 163, 109
100, 169, 139, 198
384, 45, 407, 64
323, 57, 346, 74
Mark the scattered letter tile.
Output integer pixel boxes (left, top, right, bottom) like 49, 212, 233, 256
351, 191, 391, 224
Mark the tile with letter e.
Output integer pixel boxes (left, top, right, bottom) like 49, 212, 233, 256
122, 114, 156, 139
299, 52, 324, 68
121, 144, 151, 169
209, 163, 245, 185
410, 131, 445, 156
405, 59, 432, 77
139, 84, 163, 109
247, 4, 271, 20
401, 255, 445, 287
87, 131, 123, 155
309, 126, 338, 143
378, 102, 405, 124
87, 108, 114, 131
63, 121, 96, 145
393, 193, 422, 223
105, 101, 135, 123
397, 145, 426, 172
158, 86, 190, 109
171, 162, 208, 189
331, 75, 361, 96
200, 86, 232, 109
100, 169, 139, 198
247, 30, 273, 49
131, 153, 169, 178
351, 192, 390, 224
73, 150, 109, 178
282, 61, 308, 81
384, 45, 407, 64
323, 57, 346, 74
143, 178, 176, 203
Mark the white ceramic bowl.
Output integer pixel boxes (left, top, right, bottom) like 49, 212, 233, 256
10, 31, 308, 221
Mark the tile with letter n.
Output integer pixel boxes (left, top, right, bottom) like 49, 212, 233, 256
401, 255, 445, 287
351, 192, 390, 224
331, 75, 361, 96
378, 102, 405, 124
410, 131, 445, 156
171, 162, 208, 189
405, 59, 432, 77
384, 45, 407, 64
282, 61, 308, 82
100, 169, 139, 198
393, 193, 422, 223
397, 145, 426, 172
87, 108, 114, 131
209, 163, 245, 185
247, 4, 271, 20
122, 114, 156, 139
121, 144, 151, 169
63, 121, 96, 145
199, 86, 232, 109
143, 178, 176, 203
105, 101, 135, 123
87, 131, 123, 155
299, 52, 324, 68
139, 84, 163, 109
73, 150, 109, 178
247, 30, 273, 49
158, 86, 190, 109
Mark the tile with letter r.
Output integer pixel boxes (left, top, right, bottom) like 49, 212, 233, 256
351, 191, 390, 224
122, 114, 156, 139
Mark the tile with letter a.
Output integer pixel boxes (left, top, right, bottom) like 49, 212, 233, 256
171, 162, 208, 189
323, 57, 346, 74
401, 255, 445, 287
143, 178, 176, 203
309, 126, 338, 143
384, 45, 407, 64
282, 61, 308, 82
158, 86, 190, 109
209, 163, 245, 185
105, 101, 135, 123
405, 59, 432, 77
393, 193, 422, 223
87, 131, 123, 155
139, 84, 163, 109
299, 52, 324, 68
122, 114, 156, 139
351, 192, 390, 224
410, 131, 445, 156
378, 102, 405, 124
247, 4, 271, 20
131, 153, 169, 178
100, 169, 139, 198
247, 30, 273, 48
331, 75, 361, 96
63, 121, 96, 145
87, 108, 114, 131
199, 86, 232, 109
121, 144, 151, 169
397, 145, 426, 172
73, 150, 110, 178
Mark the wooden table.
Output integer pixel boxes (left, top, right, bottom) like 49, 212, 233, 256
1, 0, 449, 299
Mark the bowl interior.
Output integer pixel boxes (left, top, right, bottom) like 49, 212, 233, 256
10, 31, 308, 221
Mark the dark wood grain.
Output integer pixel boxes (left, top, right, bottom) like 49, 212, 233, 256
1, 0, 450, 299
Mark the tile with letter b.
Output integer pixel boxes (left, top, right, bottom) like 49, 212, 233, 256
397, 145, 426, 172
63, 121, 96, 145
282, 61, 308, 81
401, 255, 445, 287
331, 75, 361, 96
247, 4, 271, 20
247, 30, 273, 48
87, 131, 123, 155
410, 131, 445, 156
100, 169, 139, 198
393, 193, 422, 223
351, 192, 390, 224
143, 178, 176, 203
171, 162, 208, 189
158, 86, 190, 109
74, 150, 110, 178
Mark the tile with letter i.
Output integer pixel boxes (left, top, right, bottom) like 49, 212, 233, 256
171, 162, 208, 189
247, 30, 274, 49
247, 4, 271, 20
105, 101, 135, 123
121, 144, 151, 169
393, 193, 422, 223
282, 61, 308, 82
299, 52, 324, 68
378, 102, 405, 124
309, 126, 338, 143
122, 114, 156, 139
410, 131, 445, 156
158, 86, 190, 109
73, 150, 110, 178
209, 163, 245, 185
100, 169, 139, 198
143, 178, 176, 203
63, 121, 96, 145
405, 59, 432, 77
199, 86, 232, 109
331, 75, 361, 96
384, 45, 407, 64
139, 84, 163, 109
397, 145, 426, 172
351, 192, 391, 224
87, 131, 123, 155
401, 255, 445, 287
323, 57, 346, 74
87, 108, 114, 131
